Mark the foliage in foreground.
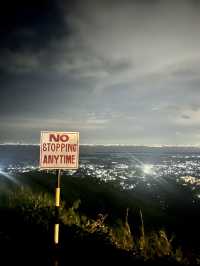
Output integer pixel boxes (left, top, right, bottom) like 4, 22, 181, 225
3, 187, 199, 264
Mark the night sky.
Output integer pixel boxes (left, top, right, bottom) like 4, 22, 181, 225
1, 0, 200, 145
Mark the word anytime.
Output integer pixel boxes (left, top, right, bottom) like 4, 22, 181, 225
42, 154, 76, 165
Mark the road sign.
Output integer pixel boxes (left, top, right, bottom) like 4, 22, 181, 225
40, 131, 79, 169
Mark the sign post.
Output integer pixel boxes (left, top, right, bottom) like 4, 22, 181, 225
40, 131, 79, 246
54, 169, 61, 245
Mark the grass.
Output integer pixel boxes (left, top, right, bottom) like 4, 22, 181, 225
1, 186, 198, 265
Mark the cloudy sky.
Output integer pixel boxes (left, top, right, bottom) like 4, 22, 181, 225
1, 0, 200, 145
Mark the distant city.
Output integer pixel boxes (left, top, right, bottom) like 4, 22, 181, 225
1, 145, 200, 207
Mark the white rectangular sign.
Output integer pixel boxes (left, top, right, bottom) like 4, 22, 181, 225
40, 131, 79, 169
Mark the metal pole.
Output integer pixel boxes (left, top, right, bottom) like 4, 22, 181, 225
54, 169, 61, 245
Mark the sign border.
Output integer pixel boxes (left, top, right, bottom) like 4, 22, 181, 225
40, 131, 79, 170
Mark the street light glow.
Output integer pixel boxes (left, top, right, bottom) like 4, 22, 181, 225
142, 164, 154, 175
0, 167, 20, 185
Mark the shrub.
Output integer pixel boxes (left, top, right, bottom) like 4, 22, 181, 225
7, 187, 60, 231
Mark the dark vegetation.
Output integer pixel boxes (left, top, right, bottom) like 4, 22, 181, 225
0, 171, 199, 265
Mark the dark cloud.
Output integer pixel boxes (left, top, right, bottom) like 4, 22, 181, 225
181, 115, 190, 120
0, 0, 69, 52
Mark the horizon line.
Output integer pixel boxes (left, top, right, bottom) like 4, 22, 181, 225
1, 142, 200, 148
